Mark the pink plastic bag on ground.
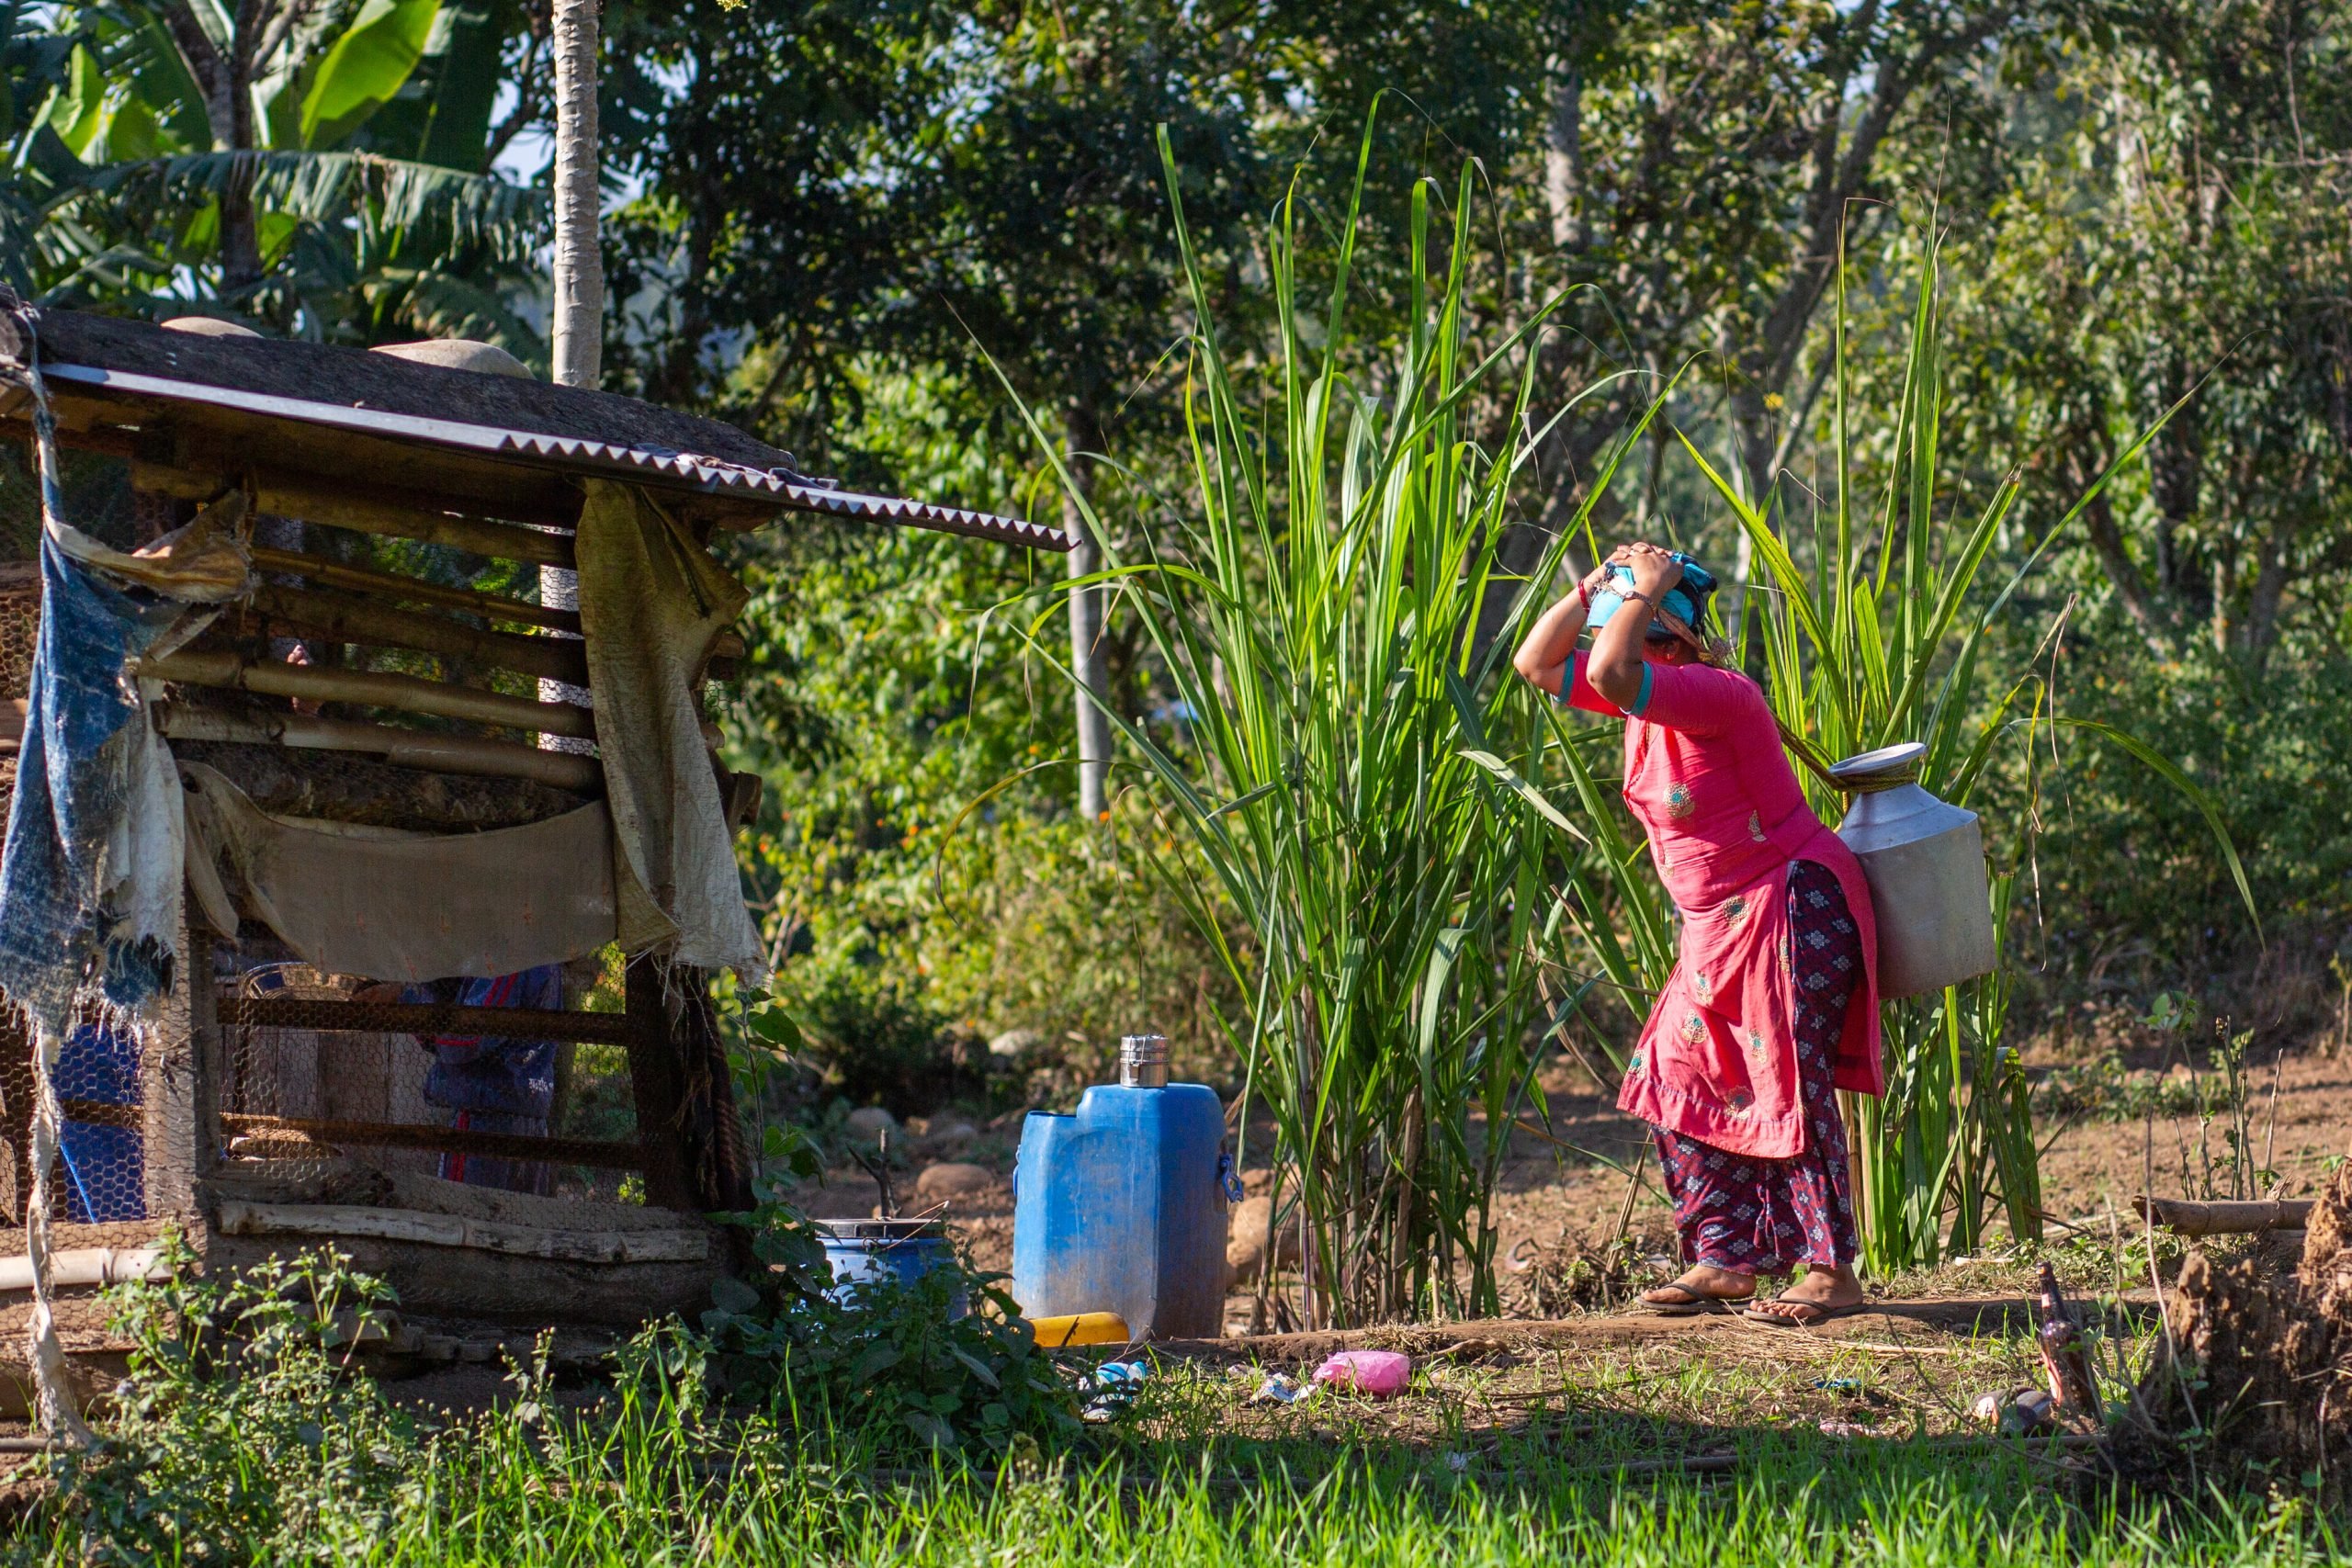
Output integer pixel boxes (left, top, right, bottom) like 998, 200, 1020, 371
1310, 1349, 1412, 1399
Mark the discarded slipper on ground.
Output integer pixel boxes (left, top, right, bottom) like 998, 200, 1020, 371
1738, 1299, 1868, 1328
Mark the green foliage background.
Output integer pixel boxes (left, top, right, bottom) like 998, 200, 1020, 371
6, 0, 2348, 1111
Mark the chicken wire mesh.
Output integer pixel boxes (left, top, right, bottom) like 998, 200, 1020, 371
0, 446, 164, 1228
217, 960, 642, 1201
218, 963, 437, 1183
0, 556, 131, 1226
0, 1010, 150, 1227
0, 442, 164, 558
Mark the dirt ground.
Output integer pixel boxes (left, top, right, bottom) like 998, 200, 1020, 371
5, 1037, 2331, 1444
792, 1037, 2352, 1334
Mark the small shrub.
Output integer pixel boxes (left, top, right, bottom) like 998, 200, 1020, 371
34, 1237, 419, 1565
2032, 1050, 2208, 1122
792, 969, 984, 1117
2007, 633, 2352, 1029
689, 1200, 1081, 1458
1504, 1232, 1664, 1316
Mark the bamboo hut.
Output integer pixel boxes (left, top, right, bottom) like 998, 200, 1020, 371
0, 299, 1065, 1400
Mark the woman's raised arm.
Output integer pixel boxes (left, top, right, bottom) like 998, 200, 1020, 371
1513, 560, 1614, 699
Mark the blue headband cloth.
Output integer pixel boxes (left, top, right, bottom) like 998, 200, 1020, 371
1587, 553, 1718, 640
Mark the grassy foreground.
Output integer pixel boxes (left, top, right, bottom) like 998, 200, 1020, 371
3, 1244, 2335, 1563
328, 1450, 2329, 1567
7, 1345, 2340, 1566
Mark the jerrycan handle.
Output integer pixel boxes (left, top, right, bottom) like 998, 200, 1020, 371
1216, 1150, 1245, 1204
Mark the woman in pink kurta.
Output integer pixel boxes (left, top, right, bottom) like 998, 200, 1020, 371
1513, 543, 1883, 1325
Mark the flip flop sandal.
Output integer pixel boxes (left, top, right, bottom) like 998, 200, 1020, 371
1635, 1285, 1742, 1317
1738, 1299, 1868, 1328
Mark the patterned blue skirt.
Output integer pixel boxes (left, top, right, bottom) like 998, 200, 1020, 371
1652, 859, 1861, 1272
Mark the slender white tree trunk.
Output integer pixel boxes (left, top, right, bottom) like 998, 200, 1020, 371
543, 0, 603, 749
26, 1028, 91, 1444
1063, 408, 1109, 818
550, 0, 604, 390
1067, 530, 1109, 819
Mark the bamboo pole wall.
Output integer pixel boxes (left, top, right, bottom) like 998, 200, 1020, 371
137, 459, 624, 797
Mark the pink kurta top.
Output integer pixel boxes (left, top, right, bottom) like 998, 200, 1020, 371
1566, 652, 1883, 1158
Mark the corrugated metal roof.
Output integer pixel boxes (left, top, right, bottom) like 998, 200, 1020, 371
487, 430, 1071, 550
40, 362, 1069, 554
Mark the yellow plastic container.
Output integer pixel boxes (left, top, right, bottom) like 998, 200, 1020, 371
1025, 1311, 1131, 1348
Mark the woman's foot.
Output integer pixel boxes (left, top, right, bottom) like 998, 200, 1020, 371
1742, 1264, 1865, 1326
1638, 1265, 1757, 1314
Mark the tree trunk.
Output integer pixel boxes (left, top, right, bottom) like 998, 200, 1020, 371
2149, 368, 2201, 597
2072, 441, 2178, 658
2240, 511, 2300, 677
543, 0, 603, 746
549, 0, 605, 389
1543, 61, 1585, 252
157, 1, 262, 295
1064, 403, 1111, 819
220, 4, 262, 294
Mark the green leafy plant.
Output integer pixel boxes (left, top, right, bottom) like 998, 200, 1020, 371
12, 2, 545, 345
691, 1250, 1081, 1458
705, 1099, 831, 1303
41, 1236, 419, 1565
1005, 118, 1618, 1327
2144, 994, 2274, 1203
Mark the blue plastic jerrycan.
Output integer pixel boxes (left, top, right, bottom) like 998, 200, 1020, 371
1011, 1035, 1238, 1340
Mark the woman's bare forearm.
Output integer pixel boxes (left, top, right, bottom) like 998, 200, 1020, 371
1583, 595, 1648, 708
1512, 589, 1589, 697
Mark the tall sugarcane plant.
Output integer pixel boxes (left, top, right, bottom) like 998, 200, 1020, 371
1008, 130, 1640, 1326
1668, 231, 2256, 1271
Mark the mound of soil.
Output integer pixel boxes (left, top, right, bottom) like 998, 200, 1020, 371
2111, 1162, 2352, 1504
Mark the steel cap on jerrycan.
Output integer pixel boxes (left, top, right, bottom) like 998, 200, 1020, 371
1829, 742, 1997, 998
1119, 1032, 1170, 1088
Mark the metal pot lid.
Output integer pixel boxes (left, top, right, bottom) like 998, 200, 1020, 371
1827, 740, 1927, 785
814, 1218, 948, 1241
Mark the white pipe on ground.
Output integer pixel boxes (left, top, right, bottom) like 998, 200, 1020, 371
0, 1248, 171, 1292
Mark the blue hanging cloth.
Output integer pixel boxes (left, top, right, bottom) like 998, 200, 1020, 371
0, 297, 248, 1038
0, 528, 192, 1032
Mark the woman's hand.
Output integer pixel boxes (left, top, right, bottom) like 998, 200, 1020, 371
1514, 543, 1680, 706
1610, 541, 1683, 599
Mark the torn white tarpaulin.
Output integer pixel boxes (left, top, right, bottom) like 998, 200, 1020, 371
573, 480, 765, 981
179, 762, 618, 982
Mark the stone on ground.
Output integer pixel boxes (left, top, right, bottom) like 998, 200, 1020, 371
915, 1162, 999, 1204
845, 1106, 899, 1139
923, 1116, 978, 1149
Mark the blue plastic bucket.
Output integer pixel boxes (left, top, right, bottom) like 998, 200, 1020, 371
56, 1020, 144, 1222
815, 1218, 965, 1316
